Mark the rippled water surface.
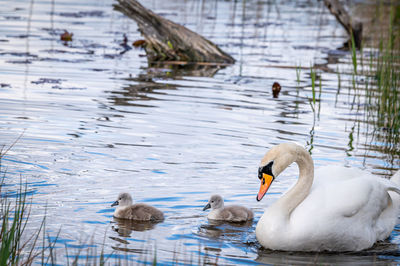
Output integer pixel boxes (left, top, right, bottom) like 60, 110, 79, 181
1, 0, 399, 264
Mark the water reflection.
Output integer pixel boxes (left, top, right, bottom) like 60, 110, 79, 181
198, 219, 254, 242
111, 217, 159, 236
108, 62, 225, 107
256, 241, 400, 266
256, 250, 385, 265
108, 76, 173, 107
148, 62, 225, 78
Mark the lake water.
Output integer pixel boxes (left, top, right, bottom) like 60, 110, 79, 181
0, 0, 399, 264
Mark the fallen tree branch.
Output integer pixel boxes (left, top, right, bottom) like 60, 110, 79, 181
324, 0, 363, 49
114, 0, 235, 64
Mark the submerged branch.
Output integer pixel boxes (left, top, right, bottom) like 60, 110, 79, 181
324, 0, 363, 49
114, 0, 235, 64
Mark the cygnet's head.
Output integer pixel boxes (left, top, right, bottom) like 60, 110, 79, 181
111, 192, 133, 207
203, 194, 224, 211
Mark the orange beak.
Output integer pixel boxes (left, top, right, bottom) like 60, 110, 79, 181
257, 173, 274, 201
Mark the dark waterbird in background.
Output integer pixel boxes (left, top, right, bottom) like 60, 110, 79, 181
272, 82, 281, 98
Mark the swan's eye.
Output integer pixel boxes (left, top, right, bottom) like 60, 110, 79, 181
259, 161, 274, 179
211, 201, 214, 203
119, 198, 122, 200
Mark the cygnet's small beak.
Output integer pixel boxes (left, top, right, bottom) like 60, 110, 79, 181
111, 200, 119, 207
203, 203, 211, 211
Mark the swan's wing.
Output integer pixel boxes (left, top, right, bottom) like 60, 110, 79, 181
301, 166, 372, 218
378, 176, 400, 194
298, 175, 395, 219
323, 178, 375, 218
125, 204, 153, 220
222, 206, 253, 222
391, 170, 400, 186
125, 204, 164, 221
310, 166, 400, 216
311, 165, 365, 190
289, 168, 400, 250
137, 204, 164, 221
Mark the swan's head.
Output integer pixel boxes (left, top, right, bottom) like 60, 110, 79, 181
203, 194, 224, 211
111, 192, 133, 207
257, 143, 301, 201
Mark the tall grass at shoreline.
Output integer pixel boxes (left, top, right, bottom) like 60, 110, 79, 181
304, 3, 399, 162
0, 151, 111, 264
0, 142, 58, 265
362, 5, 400, 156
0, 149, 39, 264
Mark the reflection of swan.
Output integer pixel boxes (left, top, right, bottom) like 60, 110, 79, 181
112, 217, 157, 236
111, 192, 164, 221
256, 243, 400, 265
256, 143, 400, 252
203, 195, 253, 222
198, 219, 254, 239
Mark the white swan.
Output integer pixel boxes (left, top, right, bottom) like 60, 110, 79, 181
255, 142, 400, 252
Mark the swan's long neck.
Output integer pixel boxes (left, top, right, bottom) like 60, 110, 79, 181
274, 147, 314, 218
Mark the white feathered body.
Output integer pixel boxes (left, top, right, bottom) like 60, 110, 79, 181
256, 166, 400, 251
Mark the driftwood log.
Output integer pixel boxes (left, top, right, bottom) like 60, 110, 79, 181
324, 0, 363, 49
114, 0, 235, 64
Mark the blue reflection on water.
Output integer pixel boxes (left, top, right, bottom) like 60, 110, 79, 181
83, 220, 108, 225
2, 157, 49, 170
151, 170, 166, 174
97, 208, 114, 213
141, 196, 183, 202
